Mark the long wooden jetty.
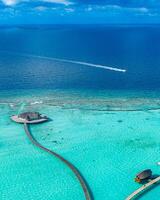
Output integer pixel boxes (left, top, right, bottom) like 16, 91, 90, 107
24, 123, 92, 200
126, 176, 160, 200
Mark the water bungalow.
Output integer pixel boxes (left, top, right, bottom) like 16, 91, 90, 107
126, 169, 160, 200
135, 169, 152, 183
11, 112, 48, 124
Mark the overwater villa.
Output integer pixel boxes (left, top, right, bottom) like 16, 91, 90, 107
11, 112, 48, 124
135, 169, 152, 183
126, 169, 160, 199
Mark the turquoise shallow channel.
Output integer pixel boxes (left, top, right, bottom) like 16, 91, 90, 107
1, 89, 160, 200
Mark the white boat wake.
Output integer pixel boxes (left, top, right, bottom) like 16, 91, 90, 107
0, 50, 127, 73
66, 60, 126, 72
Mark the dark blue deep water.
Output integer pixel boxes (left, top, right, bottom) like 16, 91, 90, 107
0, 25, 160, 90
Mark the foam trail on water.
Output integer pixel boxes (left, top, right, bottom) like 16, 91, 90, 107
66, 60, 126, 72
27, 54, 127, 73
0, 50, 126, 73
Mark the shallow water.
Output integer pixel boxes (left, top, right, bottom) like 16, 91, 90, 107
1, 90, 160, 200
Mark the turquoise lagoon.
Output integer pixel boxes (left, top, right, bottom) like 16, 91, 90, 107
1, 89, 160, 200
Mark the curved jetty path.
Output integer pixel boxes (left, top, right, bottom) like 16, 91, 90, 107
24, 123, 92, 200
126, 176, 160, 200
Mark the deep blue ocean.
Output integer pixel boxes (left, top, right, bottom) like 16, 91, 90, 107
0, 24, 160, 90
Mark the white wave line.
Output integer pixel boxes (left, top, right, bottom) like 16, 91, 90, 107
0, 50, 127, 73
66, 60, 126, 72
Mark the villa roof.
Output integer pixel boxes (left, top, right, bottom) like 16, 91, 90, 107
18, 112, 41, 120
136, 169, 152, 180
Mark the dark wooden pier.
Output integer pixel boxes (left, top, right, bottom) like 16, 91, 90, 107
24, 123, 92, 200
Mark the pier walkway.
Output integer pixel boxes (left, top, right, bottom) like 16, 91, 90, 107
126, 176, 160, 200
24, 123, 92, 200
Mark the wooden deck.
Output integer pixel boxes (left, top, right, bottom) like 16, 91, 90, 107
126, 176, 160, 200
11, 115, 48, 124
